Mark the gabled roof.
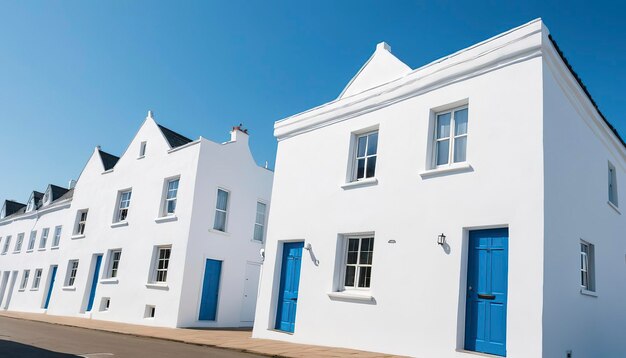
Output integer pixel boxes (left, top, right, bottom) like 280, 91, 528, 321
32, 191, 44, 205
98, 149, 120, 171
157, 124, 193, 149
2, 200, 26, 217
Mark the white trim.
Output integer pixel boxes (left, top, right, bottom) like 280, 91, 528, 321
607, 200, 621, 214
110, 221, 129, 228
341, 177, 378, 190
71, 234, 86, 240
100, 278, 119, 284
145, 283, 169, 290
327, 291, 374, 303
419, 163, 473, 179
580, 289, 598, 297
62, 286, 76, 291
155, 215, 178, 223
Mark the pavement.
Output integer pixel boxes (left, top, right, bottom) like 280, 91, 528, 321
0, 311, 404, 358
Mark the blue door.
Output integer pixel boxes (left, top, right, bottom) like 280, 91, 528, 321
465, 228, 509, 356
199, 259, 222, 321
44, 266, 57, 309
275, 242, 304, 333
86, 255, 102, 312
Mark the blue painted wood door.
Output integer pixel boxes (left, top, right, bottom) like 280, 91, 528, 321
86, 255, 102, 312
275, 242, 304, 333
199, 259, 222, 321
44, 266, 57, 309
465, 228, 509, 357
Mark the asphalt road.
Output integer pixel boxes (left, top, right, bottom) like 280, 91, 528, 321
0, 316, 265, 358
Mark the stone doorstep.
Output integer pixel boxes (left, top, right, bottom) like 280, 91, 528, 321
0, 312, 404, 358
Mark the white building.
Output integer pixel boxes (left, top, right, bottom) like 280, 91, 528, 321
0, 112, 273, 328
253, 19, 626, 357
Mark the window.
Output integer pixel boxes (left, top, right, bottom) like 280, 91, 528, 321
213, 189, 229, 232
39, 228, 49, 249
52, 226, 62, 247
164, 178, 179, 216
14, 233, 24, 252
100, 297, 111, 311
139, 141, 147, 157
580, 241, 595, 292
253, 202, 267, 242
152, 246, 171, 283
32, 269, 42, 289
20, 270, 30, 290
343, 236, 375, 289
26, 195, 36, 212
66, 260, 79, 287
116, 190, 132, 222
353, 131, 378, 181
1, 236, 10, 254
75, 210, 88, 235
608, 163, 618, 207
108, 250, 122, 278
27, 231, 37, 250
434, 107, 468, 166
145, 305, 156, 318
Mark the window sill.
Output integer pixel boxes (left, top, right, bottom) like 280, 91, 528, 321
327, 291, 375, 303
155, 215, 178, 223
12, 251, 20, 254
37, 248, 46, 252
62, 286, 76, 291
209, 229, 230, 236
580, 289, 597, 297
145, 283, 169, 290
341, 177, 378, 190
111, 221, 129, 228
51, 246, 59, 250
137, 155, 145, 160
419, 162, 473, 179
100, 278, 119, 284
71, 234, 85, 240
607, 201, 620, 214
30, 288, 39, 292
26, 249, 34, 253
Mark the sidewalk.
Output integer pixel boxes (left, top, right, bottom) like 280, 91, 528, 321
0, 311, 404, 358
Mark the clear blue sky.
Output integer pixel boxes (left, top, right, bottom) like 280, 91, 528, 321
1, 1, 624, 205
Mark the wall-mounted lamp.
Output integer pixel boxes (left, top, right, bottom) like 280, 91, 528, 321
305, 243, 312, 251
259, 248, 265, 261
437, 233, 446, 246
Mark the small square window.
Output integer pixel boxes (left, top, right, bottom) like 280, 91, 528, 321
100, 297, 111, 311
145, 305, 156, 318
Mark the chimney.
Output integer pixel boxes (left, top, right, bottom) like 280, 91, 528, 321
68, 179, 77, 189
230, 123, 249, 143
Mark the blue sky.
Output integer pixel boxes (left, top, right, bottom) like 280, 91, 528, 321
0, 1, 624, 205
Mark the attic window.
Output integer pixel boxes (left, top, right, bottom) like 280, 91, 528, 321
0, 205, 5, 219
26, 196, 35, 212
43, 190, 51, 205
139, 141, 147, 158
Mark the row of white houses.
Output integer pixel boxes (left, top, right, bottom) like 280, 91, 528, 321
1, 19, 625, 358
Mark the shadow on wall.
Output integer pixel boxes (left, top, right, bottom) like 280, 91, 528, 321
0, 339, 79, 358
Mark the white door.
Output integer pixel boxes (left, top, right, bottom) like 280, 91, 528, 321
240, 262, 261, 323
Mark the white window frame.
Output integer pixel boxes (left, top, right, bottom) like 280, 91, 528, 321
66, 260, 79, 287
352, 131, 379, 181
20, 270, 30, 290
107, 250, 122, 279
432, 106, 469, 168
14, 233, 24, 252
151, 246, 171, 283
32, 268, 42, 290
2, 236, 11, 254
608, 162, 618, 207
139, 141, 147, 158
253, 201, 267, 242
162, 177, 180, 216
75, 210, 88, 235
27, 231, 37, 251
52, 226, 62, 248
115, 190, 132, 223
580, 240, 595, 292
340, 235, 375, 291
39, 228, 49, 249
213, 188, 230, 232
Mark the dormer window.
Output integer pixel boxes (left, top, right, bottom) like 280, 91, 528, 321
26, 195, 36, 212
43, 190, 51, 206
0, 205, 5, 219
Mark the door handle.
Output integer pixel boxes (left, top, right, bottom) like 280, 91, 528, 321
477, 293, 496, 300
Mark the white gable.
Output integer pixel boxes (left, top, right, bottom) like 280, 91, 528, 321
339, 42, 411, 99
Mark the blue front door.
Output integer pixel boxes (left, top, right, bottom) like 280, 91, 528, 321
465, 228, 509, 356
86, 255, 102, 312
275, 241, 303, 333
44, 266, 57, 309
199, 259, 222, 321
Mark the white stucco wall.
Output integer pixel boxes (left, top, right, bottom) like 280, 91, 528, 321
542, 35, 626, 358
254, 20, 546, 358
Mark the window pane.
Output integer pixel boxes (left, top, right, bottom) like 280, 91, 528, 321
358, 266, 372, 288
344, 266, 356, 287
357, 136, 367, 157
256, 202, 267, 224
366, 156, 376, 178
454, 136, 467, 163
366, 132, 378, 156
167, 200, 176, 214
167, 180, 179, 199
216, 190, 229, 211
348, 238, 359, 251
254, 225, 264, 241
214, 211, 226, 231
436, 140, 450, 165
436, 113, 451, 139
347, 252, 358, 265
454, 108, 468, 135
356, 158, 365, 179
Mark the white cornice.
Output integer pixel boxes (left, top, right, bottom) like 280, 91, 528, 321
275, 19, 544, 141
0, 198, 72, 226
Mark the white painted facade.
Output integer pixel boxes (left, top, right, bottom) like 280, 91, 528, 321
253, 19, 626, 358
0, 114, 273, 328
